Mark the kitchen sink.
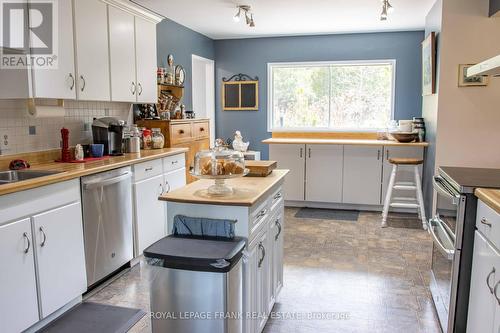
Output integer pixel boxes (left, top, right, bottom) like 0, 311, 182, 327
0, 170, 62, 184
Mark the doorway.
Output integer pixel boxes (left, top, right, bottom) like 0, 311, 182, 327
191, 55, 215, 147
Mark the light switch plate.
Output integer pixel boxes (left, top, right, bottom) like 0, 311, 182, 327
29, 126, 36, 135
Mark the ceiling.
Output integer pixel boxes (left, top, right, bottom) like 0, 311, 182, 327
132, 0, 435, 40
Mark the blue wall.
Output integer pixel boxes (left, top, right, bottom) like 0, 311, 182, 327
156, 18, 215, 110
491, 0, 500, 16
214, 31, 424, 159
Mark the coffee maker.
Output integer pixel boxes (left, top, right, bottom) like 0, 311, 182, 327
92, 117, 125, 156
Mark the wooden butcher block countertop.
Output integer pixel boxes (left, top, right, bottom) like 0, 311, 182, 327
0, 148, 188, 196
262, 138, 429, 147
476, 188, 500, 214
159, 169, 289, 207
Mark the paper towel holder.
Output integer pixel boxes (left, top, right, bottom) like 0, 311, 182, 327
27, 98, 65, 117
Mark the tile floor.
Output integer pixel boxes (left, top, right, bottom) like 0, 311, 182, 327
87, 208, 441, 333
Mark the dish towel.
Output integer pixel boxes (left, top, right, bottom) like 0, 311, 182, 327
172, 215, 236, 239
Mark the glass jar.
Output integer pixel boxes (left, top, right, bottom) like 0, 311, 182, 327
142, 129, 152, 150
151, 128, 165, 149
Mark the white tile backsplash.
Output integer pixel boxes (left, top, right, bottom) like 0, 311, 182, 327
0, 100, 132, 155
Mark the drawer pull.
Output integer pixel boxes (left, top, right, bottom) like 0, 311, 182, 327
199, 127, 205, 132
40, 227, 47, 247
145, 167, 153, 172
494, 279, 500, 305
258, 242, 266, 268
487, 267, 496, 294
171, 160, 178, 165
275, 219, 282, 241
273, 192, 282, 200
158, 183, 164, 196
179, 130, 184, 134
164, 180, 171, 193
481, 217, 492, 227
23, 232, 30, 254
256, 208, 267, 219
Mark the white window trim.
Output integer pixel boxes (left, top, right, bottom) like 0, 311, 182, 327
267, 59, 397, 132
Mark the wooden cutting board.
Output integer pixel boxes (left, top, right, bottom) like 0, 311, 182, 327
245, 160, 277, 177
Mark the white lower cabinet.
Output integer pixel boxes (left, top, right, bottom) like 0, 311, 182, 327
270, 210, 284, 301
164, 168, 187, 195
33, 202, 87, 318
467, 231, 499, 333
133, 174, 167, 255
0, 218, 39, 333
305, 145, 343, 203
269, 144, 305, 201
343, 145, 383, 205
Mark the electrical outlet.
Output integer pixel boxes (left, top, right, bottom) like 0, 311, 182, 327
0, 134, 9, 154
29, 126, 36, 135
104, 108, 110, 116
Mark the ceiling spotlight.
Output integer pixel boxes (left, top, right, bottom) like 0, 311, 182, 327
380, 0, 393, 21
233, 5, 255, 28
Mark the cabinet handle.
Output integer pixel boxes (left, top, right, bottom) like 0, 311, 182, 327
137, 83, 143, 96
131, 82, 136, 95
80, 75, 86, 92
179, 129, 184, 134
494, 279, 500, 305
256, 208, 267, 219
377, 149, 381, 160
273, 192, 282, 200
145, 167, 153, 172
200, 127, 205, 132
39, 227, 47, 247
158, 183, 164, 196
258, 242, 266, 268
23, 232, 30, 254
308, 148, 311, 158
164, 180, 171, 193
386, 149, 390, 160
487, 267, 496, 293
171, 160, 178, 165
69, 73, 75, 90
275, 219, 282, 241
481, 217, 492, 228
299, 148, 303, 158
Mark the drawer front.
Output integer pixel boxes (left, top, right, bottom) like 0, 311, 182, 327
249, 199, 271, 240
162, 153, 186, 173
193, 121, 209, 139
170, 123, 193, 144
270, 187, 284, 214
133, 158, 163, 181
477, 200, 500, 248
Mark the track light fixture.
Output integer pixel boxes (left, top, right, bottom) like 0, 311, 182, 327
380, 0, 394, 21
233, 5, 255, 27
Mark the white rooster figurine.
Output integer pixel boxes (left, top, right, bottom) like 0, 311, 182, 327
232, 131, 249, 152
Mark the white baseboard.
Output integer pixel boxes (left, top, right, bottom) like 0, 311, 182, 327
285, 201, 417, 214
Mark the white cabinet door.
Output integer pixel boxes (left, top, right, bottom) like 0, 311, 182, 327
256, 228, 272, 332
271, 210, 284, 302
31, 0, 76, 99
0, 218, 39, 333
245, 240, 259, 333
33, 202, 87, 318
164, 168, 187, 194
108, 6, 136, 102
467, 231, 497, 333
135, 16, 158, 103
343, 145, 383, 205
73, 0, 110, 101
305, 144, 343, 203
269, 144, 305, 201
381, 146, 424, 200
133, 174, 166, 255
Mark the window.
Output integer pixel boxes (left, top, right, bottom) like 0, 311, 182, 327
267, 60, 395, 131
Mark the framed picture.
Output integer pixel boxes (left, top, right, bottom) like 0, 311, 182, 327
422, 32, 436, 96
222, 74, 259, 111
458, 64, 489, 87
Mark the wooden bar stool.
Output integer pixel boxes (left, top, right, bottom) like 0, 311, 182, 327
381, 158, 427, 229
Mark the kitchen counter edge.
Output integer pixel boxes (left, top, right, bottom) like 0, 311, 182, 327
262, 138, 429, 147
475, 188, 500, 214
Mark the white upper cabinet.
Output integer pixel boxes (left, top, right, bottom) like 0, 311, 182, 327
73, 0, 111, 101
305, 144, 343, 203
33, 202, 87, 318
31, 0, 76, 99
135, 16, 158, 103
269, 144, 305, 201
343, 145, 383, 205
108, 6, 136, 102
0, 218, 39, 333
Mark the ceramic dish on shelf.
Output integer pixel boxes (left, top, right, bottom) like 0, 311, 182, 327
389, 131, 419, 143
191, 144, 249, 196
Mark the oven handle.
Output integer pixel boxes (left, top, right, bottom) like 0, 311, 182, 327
433, 176, 460, 205
427, 218, 455, 261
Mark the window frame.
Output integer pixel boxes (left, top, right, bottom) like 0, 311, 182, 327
266, 59, 397, 132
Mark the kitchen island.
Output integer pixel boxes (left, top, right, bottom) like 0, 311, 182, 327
159, 169, 289, 333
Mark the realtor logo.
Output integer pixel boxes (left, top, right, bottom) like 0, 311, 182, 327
1, 0, 58, 69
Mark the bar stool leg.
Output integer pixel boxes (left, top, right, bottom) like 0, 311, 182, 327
382, 164, 397, 228
414, 165, 427, 230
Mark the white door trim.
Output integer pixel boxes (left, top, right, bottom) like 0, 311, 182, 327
192, 54, 215, 147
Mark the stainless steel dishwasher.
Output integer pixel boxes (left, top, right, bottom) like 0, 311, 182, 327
81, 166, 134, 287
